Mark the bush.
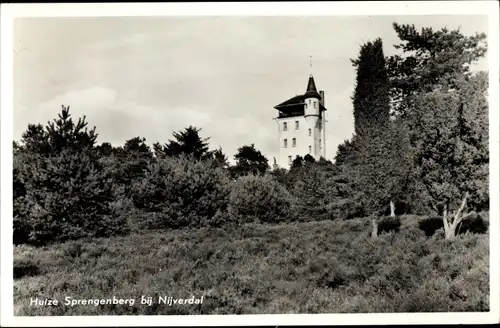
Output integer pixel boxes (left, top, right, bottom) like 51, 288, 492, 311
378, 216, 402, 234
457, 212, 489, 235
131, 156, 231, 229
288, 164, 341, 221
228, 174, 295, 224
418, 212, 489, 237
328, 197, 365, 221
418, 216, 443, 236
13, 258, 40, 279
13, 149, 129, 245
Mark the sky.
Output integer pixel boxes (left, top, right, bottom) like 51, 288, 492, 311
13, 15, 488, 163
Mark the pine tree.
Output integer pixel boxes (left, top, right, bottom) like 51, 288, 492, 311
211, 147, 229, 168
387, 23, 487, 116
158, 126, 211, 160
231, 144, 269, 177
13, 105, 126, 245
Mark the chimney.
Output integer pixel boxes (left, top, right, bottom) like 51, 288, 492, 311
320, 90, 325, 106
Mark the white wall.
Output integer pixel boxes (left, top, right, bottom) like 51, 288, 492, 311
276, 113, 322, 169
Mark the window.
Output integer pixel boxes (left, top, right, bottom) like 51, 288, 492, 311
283, 139, 288, 148
283, 122, 287, 131
314, 102, 317, 109
292, 138, 296, 147
288, 155, 292, 164
308, 128, 312, 136
319, 121, 322, 130
295, 121, 299, 130
319, 139, 322, 149
308, 99, 311, 105
309, 145, 312, 153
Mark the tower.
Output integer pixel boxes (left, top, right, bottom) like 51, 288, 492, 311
274, 74, 327, 168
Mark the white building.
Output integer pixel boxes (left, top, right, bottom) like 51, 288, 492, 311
274, 74, 327, 169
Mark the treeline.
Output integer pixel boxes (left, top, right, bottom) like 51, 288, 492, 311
13, 23, 489, 245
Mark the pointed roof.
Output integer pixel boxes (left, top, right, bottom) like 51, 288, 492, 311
304, 75, 321, 99
274, 74, 326, 115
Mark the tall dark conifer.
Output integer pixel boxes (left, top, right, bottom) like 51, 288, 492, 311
349, 39, 412, 238
351, 38, 391, 138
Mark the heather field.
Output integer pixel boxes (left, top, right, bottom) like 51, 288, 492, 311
14, 215, 489, 316
10, 15, 491, 320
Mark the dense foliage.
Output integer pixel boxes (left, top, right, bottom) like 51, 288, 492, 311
11, 21, 490, 316
228, 174, 295, 224
131, 155, 231, 229
12, 22, 488, 246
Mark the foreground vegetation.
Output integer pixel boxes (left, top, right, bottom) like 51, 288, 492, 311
14, 216, 489, 315
12, 21, 490, 316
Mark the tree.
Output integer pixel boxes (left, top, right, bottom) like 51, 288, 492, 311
114, 137, 153, 193
96, 142, 116, 157
156, 126, 211, 160
386, 23, 489, 239
334, 136, 357, 167
13, 105, 127, 244
289, 160, 342, 221
211, 146, 229, 168
46, 105, 98, 154
408, 72, 488, 240
387, 23, 487, 116
131, 155, 230, 229
303, 154, 316, 164
291, 155, 304, 169
352, 122, 413, 237
351, 38, 391, 138
17, 105, 98, 156
231, 144, 269, 177
349, 38, 412, 237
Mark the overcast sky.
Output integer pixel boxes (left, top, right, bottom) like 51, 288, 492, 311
13, 15, 488, 163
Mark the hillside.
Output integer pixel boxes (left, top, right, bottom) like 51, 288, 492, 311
14, 216, 489, 315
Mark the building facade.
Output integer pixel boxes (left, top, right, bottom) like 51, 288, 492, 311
274, 74, 327, 168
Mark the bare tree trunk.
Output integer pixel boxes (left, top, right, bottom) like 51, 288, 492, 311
444, 193, 472, 241
371, 217, 378, 239
442, 203, 450, 238
390, 200, 395, 218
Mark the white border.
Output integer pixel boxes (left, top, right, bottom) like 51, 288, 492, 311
1, 1, 499, 326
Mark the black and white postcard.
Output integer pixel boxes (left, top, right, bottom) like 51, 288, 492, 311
1, 1, 499, 326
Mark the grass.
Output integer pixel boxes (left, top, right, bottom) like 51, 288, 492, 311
13, 216, 489, 315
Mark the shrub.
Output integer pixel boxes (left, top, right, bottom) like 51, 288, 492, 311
13, 149, 129, 245
131, 155, 231, 229
328, 197, 365, 221
418, 216, 443, 236
418, 212, 489, 237
228, 174, 295, 224
289, 164, 341, 221
378, 216, 402, 235
456, 212, 489, 235
13, 258, 40, 279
